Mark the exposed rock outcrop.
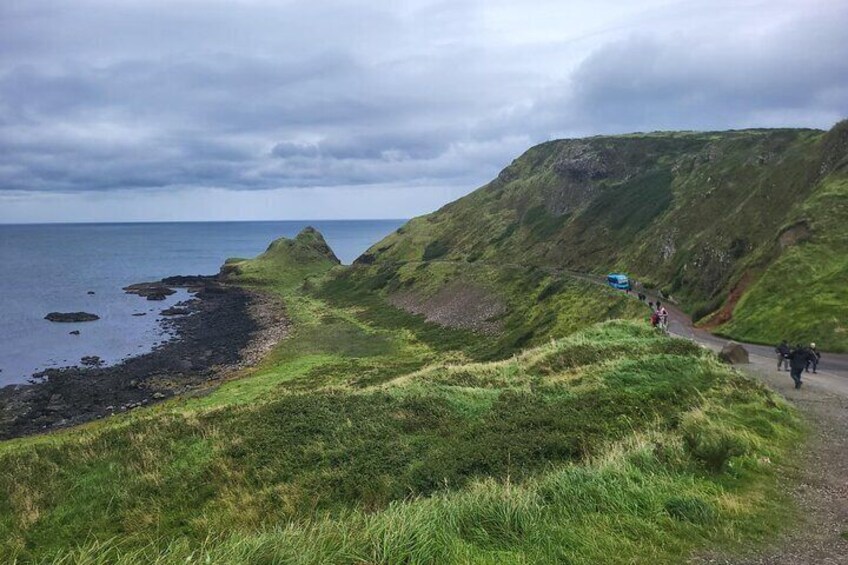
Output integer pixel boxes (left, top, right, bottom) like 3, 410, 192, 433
821, 119, 848, 175
719, 342, 749, 365
45, 312, 100, 323
389, 282, 506, 334
123, 283, 177, 300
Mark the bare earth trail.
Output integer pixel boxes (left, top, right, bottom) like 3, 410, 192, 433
571, 268, 848, 562
507, 264, 848, 562
564, 269, 848, 562
659, 303, 848, 564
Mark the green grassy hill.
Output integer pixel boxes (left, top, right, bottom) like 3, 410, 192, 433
358, 121, 848, 351
1, 227, 802, 563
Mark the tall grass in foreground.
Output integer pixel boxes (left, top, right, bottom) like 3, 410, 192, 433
34, 403, 799, 564
2, 321, 801, 564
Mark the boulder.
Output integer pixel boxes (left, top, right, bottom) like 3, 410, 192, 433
161, 307, 190, 316
45, 312, 100, 323
719, 342, 749, 365
80, 355, 104, 367
123, 283, 177, 299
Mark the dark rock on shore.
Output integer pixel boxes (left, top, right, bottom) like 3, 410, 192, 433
132, 312, 147, 316
0, 277, 284, 440
45, 312, 100, 323
195, 283, 228, 299
161, 275, 218, 288
123, 283, 177, 300
161, 307, 190, 316
80, 356, 103, 367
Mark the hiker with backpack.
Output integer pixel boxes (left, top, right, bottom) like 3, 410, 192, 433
806, 342, 821, 373
775, 340, 790, 371
788, 344, 814, 389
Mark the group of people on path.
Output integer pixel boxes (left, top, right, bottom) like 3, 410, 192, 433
631, 284, 823, 391
775, 340, 821, 389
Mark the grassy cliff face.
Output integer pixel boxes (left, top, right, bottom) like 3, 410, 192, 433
322, 260, 646, 359
359, 123, 848, 350
0, 228, 802, 563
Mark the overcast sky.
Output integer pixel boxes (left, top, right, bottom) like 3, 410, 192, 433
1, 0, 846, 223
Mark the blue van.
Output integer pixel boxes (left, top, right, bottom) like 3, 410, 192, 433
607, 273, 631, 290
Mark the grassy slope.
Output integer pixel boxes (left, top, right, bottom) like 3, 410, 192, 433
323, 259, 646, 359
359, 123, 848, 350
1, 230, 802, 564
718, 172, 848, 350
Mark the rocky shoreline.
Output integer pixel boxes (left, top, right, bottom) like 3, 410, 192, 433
0, 276, 288, 439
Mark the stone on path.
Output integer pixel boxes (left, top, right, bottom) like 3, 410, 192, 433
719, 342, 749, 365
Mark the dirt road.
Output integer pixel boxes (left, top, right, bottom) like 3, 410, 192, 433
652, 300, 848, 563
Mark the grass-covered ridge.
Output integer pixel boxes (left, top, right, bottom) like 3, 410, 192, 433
1, 320, 801, 563
359, 122, 848, 350
1, 226, 802, 563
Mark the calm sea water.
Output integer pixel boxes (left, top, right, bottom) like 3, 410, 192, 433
0, 220, 404, 386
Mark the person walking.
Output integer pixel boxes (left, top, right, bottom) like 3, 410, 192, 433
650, 309, 659, 328
807, 342, 821, 373
775, 340, 790, 371
788, 344, 812, 389
658, 306, 669, 332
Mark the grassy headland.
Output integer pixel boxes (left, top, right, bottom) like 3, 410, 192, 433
358, 122, 848, 350
1, 227, 802, 563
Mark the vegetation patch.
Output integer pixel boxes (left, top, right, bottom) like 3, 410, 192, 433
0, 313, 801, 563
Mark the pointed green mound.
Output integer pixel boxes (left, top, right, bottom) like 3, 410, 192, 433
222, 226, 340, 288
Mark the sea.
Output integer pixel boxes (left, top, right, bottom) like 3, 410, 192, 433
0, 220, 405, 386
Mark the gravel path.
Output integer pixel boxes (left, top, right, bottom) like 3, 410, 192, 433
679, 319, 848, 564
380, 262, 848, 561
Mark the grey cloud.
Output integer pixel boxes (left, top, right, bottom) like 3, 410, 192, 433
271, 133, 447, 161
558, 4, 848, 133
0, 0, 846, 207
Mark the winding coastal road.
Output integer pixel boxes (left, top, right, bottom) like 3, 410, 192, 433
658, 299, 848, 385
556, 268, 848, 562
626, 290, 848, 564
563, 267, 848, 381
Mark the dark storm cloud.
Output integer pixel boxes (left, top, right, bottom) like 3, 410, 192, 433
0, 0, 846, 201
